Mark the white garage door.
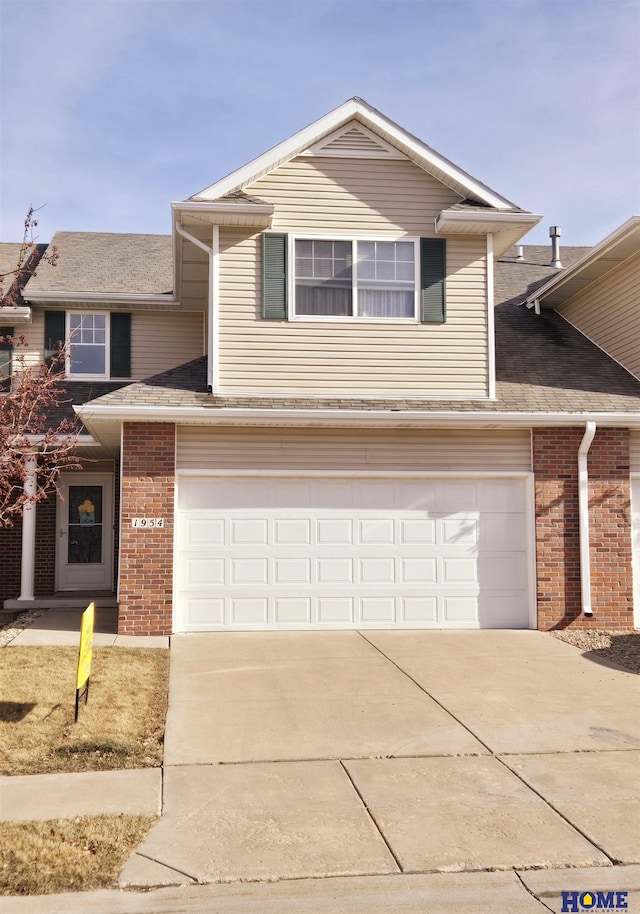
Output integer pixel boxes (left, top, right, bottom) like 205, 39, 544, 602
175, 474, 533, 631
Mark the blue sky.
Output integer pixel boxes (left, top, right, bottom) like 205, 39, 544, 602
1, 0, 638, 246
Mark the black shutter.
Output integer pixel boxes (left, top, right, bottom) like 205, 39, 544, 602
420, 238, 446, 323
262, 233, 288, 319
110, 312, 131, 378
44, 311, 66, 369
0, 326, 13, 392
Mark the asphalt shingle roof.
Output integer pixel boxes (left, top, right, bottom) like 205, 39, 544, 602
26, 233, 173, 295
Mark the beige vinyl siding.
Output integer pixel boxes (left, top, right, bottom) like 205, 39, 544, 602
177, 427, 531, 472
560, 251, 640, 379
630, 432, 640, 472
130, 311, 204, 379
218, 229, 487, 397
247, 156, 461, 234
20, 308, 203, 380
217, 156, 487, 397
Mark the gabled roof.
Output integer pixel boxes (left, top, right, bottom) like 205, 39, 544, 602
189, 97, 524, 212
25, 232, 174, 297
524, 216, 640, 310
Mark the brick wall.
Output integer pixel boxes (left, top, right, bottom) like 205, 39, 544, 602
534, 427, 633, 630
34, 496, 56, 596
119, 423, 175, 635
0, 516, 22, 603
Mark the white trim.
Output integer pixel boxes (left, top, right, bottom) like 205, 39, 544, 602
26, 291, 177, 305
66, 310, 110, 381
189, 97, 518, 211
525, 473, 538, 629
17, 454, 37, 602
210, 225, 219, 393
436, 211, 542, 229
173, 201, 274, 216
177, 468, 533, 478
0, 306, 31, 323
76, 404, 640, 429
487, 234, 496, 400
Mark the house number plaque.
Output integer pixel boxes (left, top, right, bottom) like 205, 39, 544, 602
131, 517, 165, 528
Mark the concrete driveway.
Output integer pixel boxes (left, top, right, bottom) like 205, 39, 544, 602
120, 630, 640, 901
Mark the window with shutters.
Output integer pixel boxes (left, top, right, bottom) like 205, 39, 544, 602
47, 311, 131, 380
293, 237, 419, 320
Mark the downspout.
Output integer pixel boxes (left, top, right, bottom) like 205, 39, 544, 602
578, 421, 597, 617
174, 222, 219, 394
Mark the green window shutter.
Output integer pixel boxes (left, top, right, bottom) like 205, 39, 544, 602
420, 238, 446, 323
44, 311, 66, 368
110, 312, 131, 378
0, 326, 13, 392
262, 233, 288, 319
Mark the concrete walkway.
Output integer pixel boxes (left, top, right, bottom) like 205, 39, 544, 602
3, 624, 640, 911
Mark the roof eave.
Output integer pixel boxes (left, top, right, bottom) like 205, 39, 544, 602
436, 211, 543, 258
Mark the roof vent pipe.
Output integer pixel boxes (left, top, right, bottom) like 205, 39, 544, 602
516, 245, 524, 261
549, 225, 562, 268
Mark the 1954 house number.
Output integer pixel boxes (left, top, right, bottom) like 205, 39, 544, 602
131, 518, 165, 529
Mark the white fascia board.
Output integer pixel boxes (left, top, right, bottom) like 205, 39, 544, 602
25, 290, 177, 305
189, 97, 519, 211
75, 404, 640, 430
524, 215, 640, 308
174, 201, 274, 216
0, 305, 31, 322
436, 211, 542, 230
24, 433, 97, 446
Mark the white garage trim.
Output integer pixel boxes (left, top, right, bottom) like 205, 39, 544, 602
174, 470, 537, 632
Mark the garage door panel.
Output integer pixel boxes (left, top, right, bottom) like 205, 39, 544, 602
176, 475, 532, 631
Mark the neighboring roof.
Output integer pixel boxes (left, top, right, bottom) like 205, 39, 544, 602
523, 216, 640, 310
25, 232, 173, 295
495, 245, 590, 307
189, 97, 524, 212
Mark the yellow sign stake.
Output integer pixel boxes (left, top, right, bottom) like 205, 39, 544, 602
75, 602, 95, 721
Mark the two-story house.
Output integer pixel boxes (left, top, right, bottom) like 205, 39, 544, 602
2, 98, 639, 635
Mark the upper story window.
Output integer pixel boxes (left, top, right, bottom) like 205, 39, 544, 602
294, 238, 417, 320
44, 310, 131, 380
68, 313, 108, 377
262, 233, 445, 324
0, 327, 13, 393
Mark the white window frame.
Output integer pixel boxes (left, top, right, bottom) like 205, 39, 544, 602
66, 311, 110, 380
288, 233, 420, 322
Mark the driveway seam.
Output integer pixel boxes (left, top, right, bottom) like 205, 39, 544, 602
356, 632, 494, 755
338, 760, 403, 875
496, 755, 617, 865
514, 869, 556, 912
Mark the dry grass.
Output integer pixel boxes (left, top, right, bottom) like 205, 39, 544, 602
0, 646, 169, 776
0, 814, 156, 895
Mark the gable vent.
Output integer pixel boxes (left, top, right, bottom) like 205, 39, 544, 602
305, 123, 403, 159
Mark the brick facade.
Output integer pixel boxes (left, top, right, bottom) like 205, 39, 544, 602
534, 427, 634, 630
118, 422, 175, 635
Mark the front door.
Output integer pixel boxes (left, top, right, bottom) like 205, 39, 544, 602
56, 474, 114, 591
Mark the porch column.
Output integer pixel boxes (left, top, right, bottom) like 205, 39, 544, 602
18, 453, 37, 602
